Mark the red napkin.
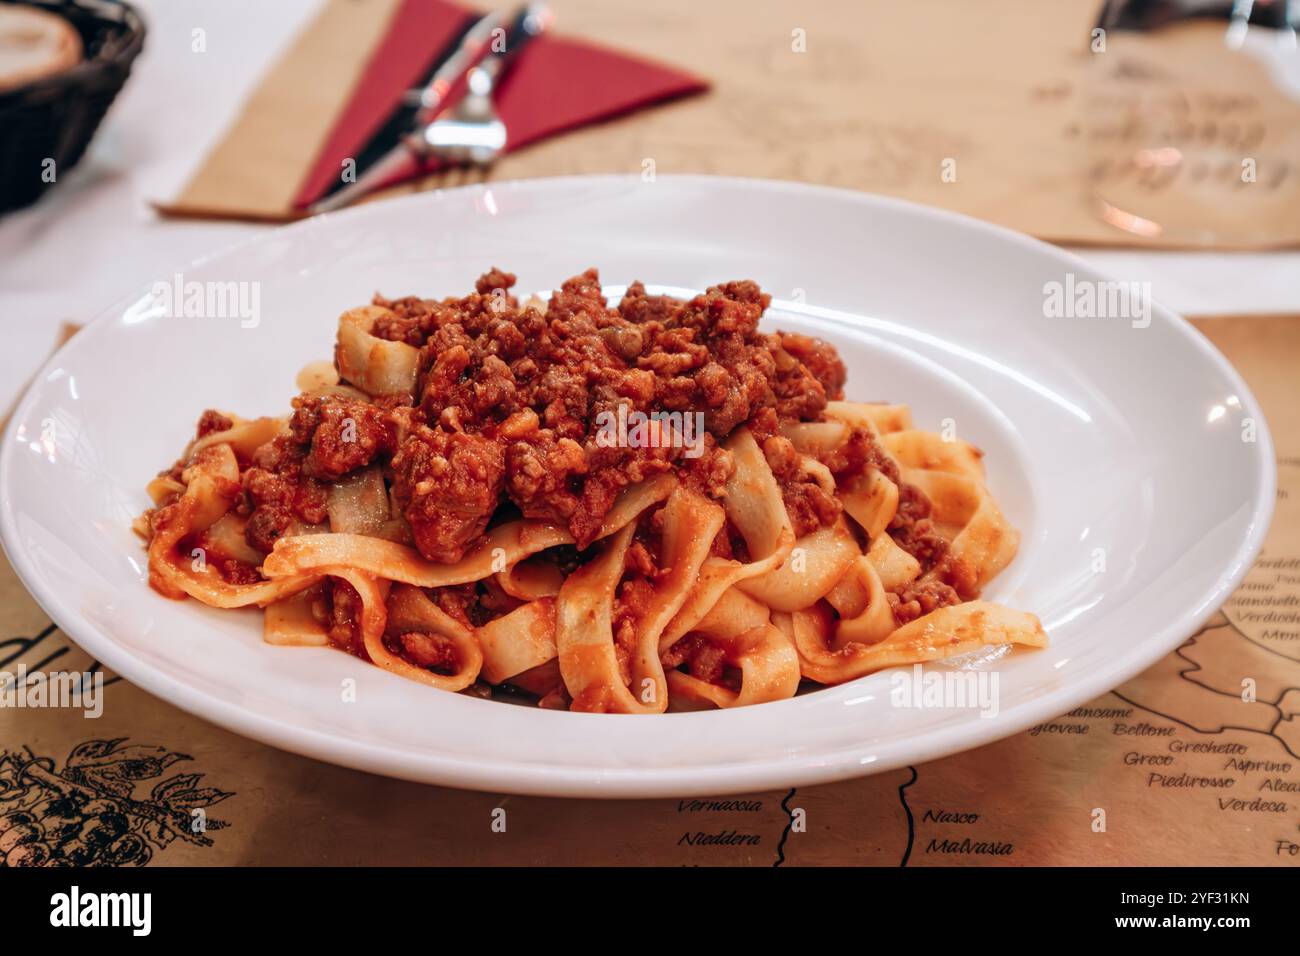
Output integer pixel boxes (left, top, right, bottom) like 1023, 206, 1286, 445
293, 0, 708, 208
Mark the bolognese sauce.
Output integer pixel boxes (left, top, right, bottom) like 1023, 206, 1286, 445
148, 268, 990, 701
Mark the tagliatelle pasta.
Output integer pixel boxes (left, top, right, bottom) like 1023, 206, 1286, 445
137, 268, 1045, 713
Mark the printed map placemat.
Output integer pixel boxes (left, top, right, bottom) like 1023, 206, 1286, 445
1, 316, 1297, 867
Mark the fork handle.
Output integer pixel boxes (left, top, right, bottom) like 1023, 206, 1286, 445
478, 2, 551, 83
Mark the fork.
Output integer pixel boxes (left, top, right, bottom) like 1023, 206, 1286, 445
409, 3, 551, 167
308, 3, 551, 215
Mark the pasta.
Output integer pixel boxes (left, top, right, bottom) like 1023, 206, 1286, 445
136, 269, 1045, 713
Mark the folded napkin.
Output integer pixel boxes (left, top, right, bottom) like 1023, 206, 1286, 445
157, 0, 707, 221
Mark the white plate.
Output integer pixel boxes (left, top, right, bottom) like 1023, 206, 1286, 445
0, 176, 1274, 797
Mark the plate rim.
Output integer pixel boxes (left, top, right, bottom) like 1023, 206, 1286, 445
0, 174, 1277, 797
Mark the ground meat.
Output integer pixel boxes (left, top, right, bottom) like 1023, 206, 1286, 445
770, 338, 831, 421
889, 579, 962, 624
217, 267, 853, 570
427, 584, 475, 627
289, 395, 395, 480
391, 426, 505, 562
888, 482, 949, 570
240, 451, 329, 553
629, 281, 777, 437
426, 582, 503, 628
297, 481, 330, 523
604, 519, 671, 687
892, 517, 949, 571
369, 295, 456, 347
678, 280, 769, 337
250, 434, 302, 478
477, 578, 521, 619
819, 426, 900, 483
546, 267, 607, 323
709, 525, 736, 559
762, 435, 841, 536
937, 554, 981, 601
475, 267, 516, 296
377, 269, 850, 557
215, 558, 263, 585
243, 499, 291, 554
395, 631, 459, 674
155, 409, 236, 481
624, 540, 658, 578
662, 634, 727, 685
326, 578, 364, 655
782, 481, 841, 537
571, 444, 675, 545
504, 432, 586, 525
678, 436, 735, 500
195, 409, 233, 438
777, 332, 846, 399
688, 338, 776, 435
618, 281, 682, 325
892, 481, 930, 528
369, 310, 425, 347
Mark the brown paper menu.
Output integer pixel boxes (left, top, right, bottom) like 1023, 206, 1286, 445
159, 0, 1300, 250
1, 317, 1298, 867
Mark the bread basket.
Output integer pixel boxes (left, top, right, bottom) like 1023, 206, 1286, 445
0, 0, 145, 214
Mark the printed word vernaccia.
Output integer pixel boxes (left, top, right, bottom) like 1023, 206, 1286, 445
592, 406, 706, 458
0, 666, 103, 718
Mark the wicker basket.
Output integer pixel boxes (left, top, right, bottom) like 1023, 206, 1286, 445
0, 0, 145, 214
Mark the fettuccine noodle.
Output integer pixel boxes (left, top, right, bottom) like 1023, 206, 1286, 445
137, 269, 1044, 713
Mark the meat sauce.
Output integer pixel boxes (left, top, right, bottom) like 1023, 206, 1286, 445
161, 270, 963, 688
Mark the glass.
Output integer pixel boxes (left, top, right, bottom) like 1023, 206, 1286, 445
1083, 1, 1300, 245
